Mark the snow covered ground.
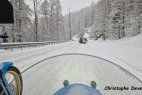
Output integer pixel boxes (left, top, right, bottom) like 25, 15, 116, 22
97, 34, 142, 73
0, 34, 142, 95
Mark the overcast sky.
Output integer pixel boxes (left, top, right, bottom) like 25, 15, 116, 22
25, 0, 99, 15
61, 0, 99, 15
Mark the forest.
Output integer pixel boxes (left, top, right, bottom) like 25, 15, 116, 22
0, 0, 142, 42
0, 0, 66, 42
64, 0, 142, 40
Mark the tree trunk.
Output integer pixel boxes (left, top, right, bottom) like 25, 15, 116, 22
69, 8, 72, 40
122, 1, 126, 37
34, 0, 38, 42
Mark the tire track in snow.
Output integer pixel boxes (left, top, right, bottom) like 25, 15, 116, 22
17, 42, 80, 72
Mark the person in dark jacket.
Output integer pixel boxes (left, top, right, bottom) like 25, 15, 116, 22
0, 32, 8, 43
79, 37, 83, 44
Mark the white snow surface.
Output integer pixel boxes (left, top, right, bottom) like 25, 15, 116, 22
0, 34, 142, 94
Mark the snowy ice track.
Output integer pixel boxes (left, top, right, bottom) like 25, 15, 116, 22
21, 53, 142, 83
0, 41, 142, 95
